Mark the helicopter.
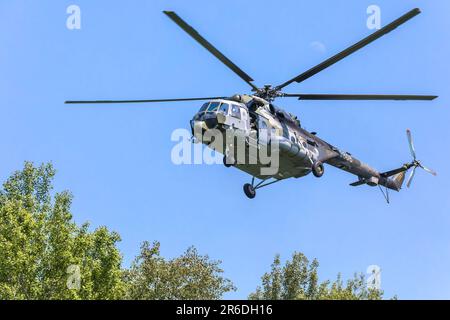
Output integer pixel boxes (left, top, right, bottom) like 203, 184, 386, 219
66, 8, 437, 201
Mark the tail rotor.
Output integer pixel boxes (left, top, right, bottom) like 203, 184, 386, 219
405, 129, 437, 188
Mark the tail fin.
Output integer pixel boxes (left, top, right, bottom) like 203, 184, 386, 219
390, 171, 407, 191
379, 165, 410, 191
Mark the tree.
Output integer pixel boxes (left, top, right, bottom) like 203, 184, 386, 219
125, 241, 236, 300
0, 162, 391, 300
0, 162, 125, 299
249, 252, 385, 300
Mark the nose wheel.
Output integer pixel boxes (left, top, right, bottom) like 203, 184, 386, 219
243, 183, 256, 199
242, 177, 282, 199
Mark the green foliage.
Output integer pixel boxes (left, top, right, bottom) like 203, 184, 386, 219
0, 162, 391, 300
124, 241, 236, 300
0, 162, 235, 300
0, 162, 125, 299
249, 252, 384, 300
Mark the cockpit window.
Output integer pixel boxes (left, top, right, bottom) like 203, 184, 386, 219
259, 118, 268, 129
219, 103, 229, 114
199, 102, 209, 113
207, 102, 220, 113
231, 105, 241, 119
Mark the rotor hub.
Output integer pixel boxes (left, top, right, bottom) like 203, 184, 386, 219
254, 84, 284, 101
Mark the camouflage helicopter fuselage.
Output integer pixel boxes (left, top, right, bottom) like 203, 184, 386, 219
191, 94, 408, 193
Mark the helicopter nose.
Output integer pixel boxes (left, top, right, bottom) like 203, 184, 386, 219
204, 116, 218, 129
200, 112, 219, 129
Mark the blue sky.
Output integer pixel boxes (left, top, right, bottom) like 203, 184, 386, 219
1, 0, 449, 299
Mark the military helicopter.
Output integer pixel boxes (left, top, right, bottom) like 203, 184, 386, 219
66, 8, 437, 201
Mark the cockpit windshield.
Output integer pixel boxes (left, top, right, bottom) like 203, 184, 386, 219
199, 102, 209, 113
206, 102, 220, 113
198, 101, 229, 115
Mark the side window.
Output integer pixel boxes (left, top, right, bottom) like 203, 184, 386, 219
259, 118, 268, 129
258, 117, 271, 142
231, 105, 241, 119
219, 103, 229, 114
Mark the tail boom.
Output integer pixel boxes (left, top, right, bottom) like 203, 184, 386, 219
350, 163, 413, 191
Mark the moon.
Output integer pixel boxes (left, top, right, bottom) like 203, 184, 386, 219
310, 41, 327, 54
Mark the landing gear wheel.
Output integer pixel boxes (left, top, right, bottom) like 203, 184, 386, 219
243, 183, 256, 199
223, 155, 236, 168
312, 161, 324, 178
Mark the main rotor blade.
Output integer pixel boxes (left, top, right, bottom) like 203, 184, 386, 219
283, 94, 438, 101
406, 129, 416, 160
407, 166, 416, 188
65, 97, 227, 104
276, 8, 421, 90
163, 11, 258, 91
